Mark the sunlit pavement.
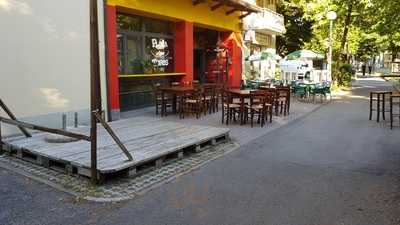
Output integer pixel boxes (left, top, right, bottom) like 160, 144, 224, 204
1, 78, 400, 225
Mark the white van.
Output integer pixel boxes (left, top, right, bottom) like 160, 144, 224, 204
280, 59, 313, 80
280, 58, 329, 82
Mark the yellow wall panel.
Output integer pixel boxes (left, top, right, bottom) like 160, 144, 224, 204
107, 0, 241, 32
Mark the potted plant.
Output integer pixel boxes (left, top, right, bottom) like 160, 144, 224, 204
143, 59, 153, 74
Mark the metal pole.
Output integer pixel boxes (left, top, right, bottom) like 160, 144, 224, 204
90, 0, 101, 184
74, 112, 78, 128
328, 20, 333, 77
62, 114, 67, 130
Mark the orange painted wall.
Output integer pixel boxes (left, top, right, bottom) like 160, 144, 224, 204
175, 21, 194, 83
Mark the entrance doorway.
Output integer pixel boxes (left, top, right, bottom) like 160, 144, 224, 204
194, 49, 206, 83
193, 27, 229, 85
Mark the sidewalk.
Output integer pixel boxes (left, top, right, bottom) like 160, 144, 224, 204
121, 98, 323, 145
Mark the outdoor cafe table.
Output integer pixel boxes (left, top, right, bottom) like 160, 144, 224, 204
159, 86, 194, 116
227, 89, 252, 125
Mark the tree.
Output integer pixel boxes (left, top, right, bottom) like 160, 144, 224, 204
370, 0, 400, 62
279, 0, 400, 65
356, 35, 379, 62
276, 0, 313, 56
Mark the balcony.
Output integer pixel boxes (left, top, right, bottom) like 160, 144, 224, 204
242, 7, 285, 35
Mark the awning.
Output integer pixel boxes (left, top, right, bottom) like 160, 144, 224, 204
193, 0, 262, 18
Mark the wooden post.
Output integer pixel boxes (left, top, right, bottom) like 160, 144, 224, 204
93, 111, 133, 161
0, 117, 91, 141
0, 121, 3, 152
0, 98, 31, 138
90, 0, 102, 184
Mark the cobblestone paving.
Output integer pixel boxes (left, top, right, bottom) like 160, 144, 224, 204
0, 141, 239, 202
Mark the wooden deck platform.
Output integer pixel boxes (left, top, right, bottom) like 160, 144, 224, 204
2, 117, 229, 178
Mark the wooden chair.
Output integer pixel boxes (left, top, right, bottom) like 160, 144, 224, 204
180, 87, 203, 119
259, 87, 279, 116
369, 91, 392, 122
213, 84, 223, 112
221, 90, 240, 125
154, 84, 172, 115
203, 85, 217, 114
263, 91, 274, 123
276, 86, 291, 116
245, 90, 267, 127
390, 93, 400, 129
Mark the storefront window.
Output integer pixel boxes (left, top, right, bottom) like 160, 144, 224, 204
126, 36, 143, 74
117, 14, 142, 31
145, 37, 174, 73
144, 18, 174, 35
117, 13, 174, 74
117, 34, 125, 74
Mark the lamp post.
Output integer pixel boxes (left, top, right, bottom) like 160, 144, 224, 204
327, 11, 337, 77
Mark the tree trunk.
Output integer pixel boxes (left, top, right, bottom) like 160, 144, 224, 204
390, 41, 397, 62
340, 0, 354, 62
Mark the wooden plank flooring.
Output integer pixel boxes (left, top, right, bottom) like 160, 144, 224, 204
3, 116, 229, 177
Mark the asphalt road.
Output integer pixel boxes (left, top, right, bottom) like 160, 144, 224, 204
1, 78, 400, 225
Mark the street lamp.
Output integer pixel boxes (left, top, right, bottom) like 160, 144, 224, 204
327, 11, 337, 77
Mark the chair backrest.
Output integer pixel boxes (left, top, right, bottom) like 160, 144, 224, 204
154, 83, 162, 95
221, 89, 233, 104
203, 85, 216, 96
171, 82, 180, 86
259, 87, 277, 97
249, 90, 266, 106
276, 86, 290, 97
194, 85, 204, 97
183, 86, 203, 102
259, 86, 274, 91
264, 91, 275, 104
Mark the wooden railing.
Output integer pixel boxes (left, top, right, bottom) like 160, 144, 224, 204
0, 98, 133, 163
0, 99, 31, 138
92, 111, 133, 161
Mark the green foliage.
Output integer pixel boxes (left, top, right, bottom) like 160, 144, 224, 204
280, 0, 400, 63
274, 69, 281, 80
339, 63, 354, 74
130, 59, 144, 74
333, 62, 353, 87
276, 1, 313, 55
356, 35, 379, 62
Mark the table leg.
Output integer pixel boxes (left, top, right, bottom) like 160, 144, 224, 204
241, 97, 245, 125
173, 93, 177, 114
161, 91, 165, 117
390, 96, 393, 129
383, 93, 386, 120
369, 93, 373, 120
377, 94, 380, 122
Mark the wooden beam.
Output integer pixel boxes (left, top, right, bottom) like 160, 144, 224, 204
239, 11, 251, 19
0, 121, 3, 152
211, 2, 223, 11
193, 0, 202, 5
90, 0, 101, 184
226, 8, 237, 15
0, 98, 31, 138
93, 111, 133, 161
0, 116, 91, 141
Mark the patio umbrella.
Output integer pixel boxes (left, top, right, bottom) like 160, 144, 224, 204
247, 51, 279, 61
286, 50, 325, 60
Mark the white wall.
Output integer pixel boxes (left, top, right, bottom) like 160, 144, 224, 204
0, 0, 107, 136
